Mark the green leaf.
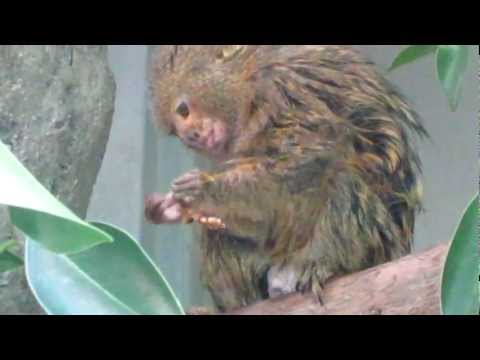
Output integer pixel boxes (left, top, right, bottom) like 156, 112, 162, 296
0, 240, 23, 273
436, 45, 470, 111
0, 239, 17, 253
0, 250, 23, 273
441, 194, 479, 315
389, 45, 438, 72
0, 141, 113, 254
25, 222, 185, 315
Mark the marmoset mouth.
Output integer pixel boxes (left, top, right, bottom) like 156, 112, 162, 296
184, 131, 222, 153
205, 129, 219, 150
185, 124, 226, 154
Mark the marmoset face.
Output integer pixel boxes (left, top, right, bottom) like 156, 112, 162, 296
151, 45, 259, 160
170, 94, 229, 158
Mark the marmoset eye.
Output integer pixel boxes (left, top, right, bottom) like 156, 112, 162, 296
176, 101, 190, 118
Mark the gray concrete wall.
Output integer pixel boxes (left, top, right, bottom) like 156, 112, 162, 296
88, 45, 478, 309
87, 46, 148, 240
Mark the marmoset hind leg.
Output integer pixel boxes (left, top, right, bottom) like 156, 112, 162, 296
267, 262, 335, 304
200, 229, 270, 312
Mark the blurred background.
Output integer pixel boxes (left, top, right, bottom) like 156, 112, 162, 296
87, 45, 478, 309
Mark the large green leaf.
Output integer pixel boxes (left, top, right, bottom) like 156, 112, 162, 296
441, 194, 479, 315
436, 45, 470, 111
0, 141, 113, 254
389, 45, 438, 72
26, 222, 185, 315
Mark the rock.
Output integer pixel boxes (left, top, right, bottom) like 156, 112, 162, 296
0, 45, 116, 314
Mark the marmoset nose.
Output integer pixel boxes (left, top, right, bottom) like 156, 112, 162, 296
186, 130, 201, 143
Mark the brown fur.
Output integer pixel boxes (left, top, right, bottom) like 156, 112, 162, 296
149, 45, 427, 311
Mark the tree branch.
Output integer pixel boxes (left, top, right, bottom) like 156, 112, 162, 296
227, 244, 448, 315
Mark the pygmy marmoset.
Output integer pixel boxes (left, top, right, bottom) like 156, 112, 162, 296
145, 45, 427, 313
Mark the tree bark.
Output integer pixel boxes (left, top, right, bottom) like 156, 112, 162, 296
228, 244, 448, 315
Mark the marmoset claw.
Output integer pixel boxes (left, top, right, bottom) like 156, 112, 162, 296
198, 216, 226, 230
184, 210, 226, 230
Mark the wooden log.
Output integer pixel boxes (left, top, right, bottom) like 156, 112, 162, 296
228, 244, 448, 315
